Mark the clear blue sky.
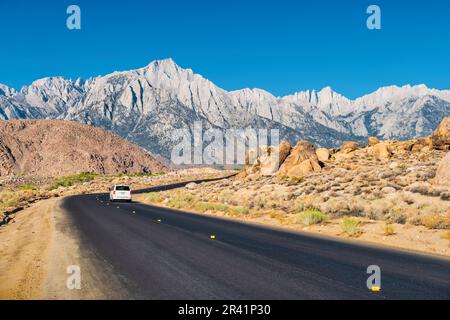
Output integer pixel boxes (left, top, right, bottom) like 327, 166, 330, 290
0, 0, 449, 98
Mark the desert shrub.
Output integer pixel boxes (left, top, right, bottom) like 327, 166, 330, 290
387, 207, 407, 224
0, 191, 15, 202
295, 195, 321, 212
296, 209, 328, 226
253, 196, 268, 209
269, 212, 286, 222
48, 172, 97, 190
319, 197, 364, 218
218, 189, 234, 202
177, 192, 196, 204
407, 183, 430, 195
442, 230, 450, 241
288, 176, 305, 184
421, 214, 450, 229
145, 192, 165, 203
341, 217, 362, 237
0, 191, 20, 210
440, 192, 450, 201
383, 223, 396, 236
194, 202, 215, 212
131, 171, 164, 177
193, 201, 230, 213
113, 171, 165, 178
346, 199, 365, 217
20, 185, 36, 191
318, 198, 347, 217
400, 193, 415, 205
229, 206, 250, 215
367, 199, 394, 219
0, 189, 43, 212
214, 203, 230, 212
167, 199, 190, 209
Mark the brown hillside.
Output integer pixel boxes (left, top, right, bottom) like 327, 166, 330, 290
0, 119, 166, 176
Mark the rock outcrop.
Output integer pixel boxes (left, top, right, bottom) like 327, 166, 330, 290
372, 142, 392, 160
434, 152, 450, 187
277, 141, 321, 177
316, 148, 331, 162
339, 141, 360, 154
239, 117, 450, 181
431, 116, 450, 150
259, 141, 292, 176
368, 137, 380, 146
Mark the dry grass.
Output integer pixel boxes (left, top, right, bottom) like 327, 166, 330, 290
420, 213, 450, 229
341, 217, 362, 237
296, 209, 328, 226
144, 192, 165, 203
0, 189, 45, 212
383, 223, 396, 236
269, 212, 287, 223
442, 230, 450, 241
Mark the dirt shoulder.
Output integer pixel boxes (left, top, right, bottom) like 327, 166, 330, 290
0, 198, 56, 299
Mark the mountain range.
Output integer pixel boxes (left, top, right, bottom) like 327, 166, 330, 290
1, 58, 449, 160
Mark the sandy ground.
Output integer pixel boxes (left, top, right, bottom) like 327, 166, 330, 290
0, 198, 56, 299
134, 194, 450, 258
0, 197, 130, 300
44, 198, 130, 299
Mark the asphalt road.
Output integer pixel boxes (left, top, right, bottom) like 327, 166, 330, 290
59, 180, 450, 299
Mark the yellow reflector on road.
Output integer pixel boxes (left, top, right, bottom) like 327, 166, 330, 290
371, 286, 381, 292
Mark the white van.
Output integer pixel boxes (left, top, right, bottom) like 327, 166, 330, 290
109, 185, 132, 202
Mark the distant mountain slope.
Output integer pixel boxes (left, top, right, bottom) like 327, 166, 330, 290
0, 58, 449, 160
0, 119, 166, 176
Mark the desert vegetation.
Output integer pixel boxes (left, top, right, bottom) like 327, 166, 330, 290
137, 117, 450, 255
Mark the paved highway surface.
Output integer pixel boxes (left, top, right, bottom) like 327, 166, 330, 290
59, 180, 450, 299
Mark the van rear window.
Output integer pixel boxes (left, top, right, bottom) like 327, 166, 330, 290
115, 186, 130, 191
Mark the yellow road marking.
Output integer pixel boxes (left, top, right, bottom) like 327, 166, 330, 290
371, 286, 381, 292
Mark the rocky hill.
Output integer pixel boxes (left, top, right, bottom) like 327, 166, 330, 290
0, 119, 166, 176
1, 59, 449, 160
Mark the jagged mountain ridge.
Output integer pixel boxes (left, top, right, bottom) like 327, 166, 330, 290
1, 58, 449, 160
